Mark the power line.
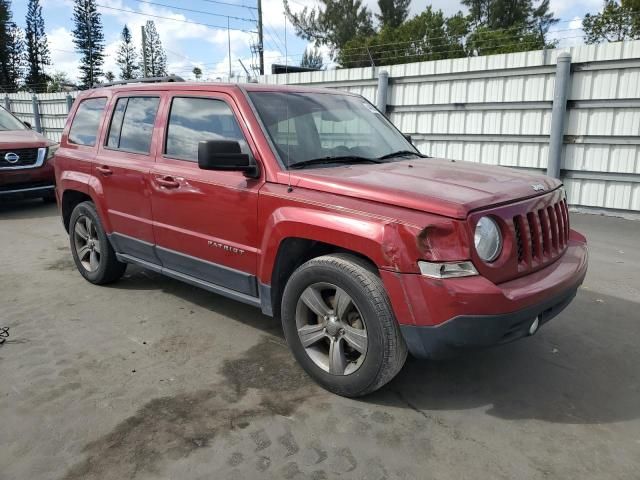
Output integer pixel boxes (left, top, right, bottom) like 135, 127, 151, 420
128, 0, 256, 23
197, 0, 258, 11
95, 3, 258, 33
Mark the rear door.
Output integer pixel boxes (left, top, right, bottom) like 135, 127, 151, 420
150, 92, 263, 297
94, 94, 161, 264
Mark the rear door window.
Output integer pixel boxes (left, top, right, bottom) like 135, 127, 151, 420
106, 97, 160, 154
69, 97, 107, 146
165, 97, 248, 162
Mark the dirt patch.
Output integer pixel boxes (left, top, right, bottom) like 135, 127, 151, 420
61, 336, 316, 480
46, 257, 76, 271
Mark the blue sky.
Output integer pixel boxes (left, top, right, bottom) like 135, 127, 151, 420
9, 0, 603, 82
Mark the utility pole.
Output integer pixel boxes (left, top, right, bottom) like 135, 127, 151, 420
257, 0, 264, 75
227, 16, 232, 79
141, 25, 148, 78
87, 11, 93, 86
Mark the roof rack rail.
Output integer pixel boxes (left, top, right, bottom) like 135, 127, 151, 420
94, 75, 185, 88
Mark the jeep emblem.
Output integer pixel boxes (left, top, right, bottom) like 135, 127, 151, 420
531, 184, 546, 192
4, 152, 19, 164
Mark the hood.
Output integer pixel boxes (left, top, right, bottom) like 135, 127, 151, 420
288, 158, 561, 219
0, 129, 52, 148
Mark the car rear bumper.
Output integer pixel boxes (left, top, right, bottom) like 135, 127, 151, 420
381, 230, 588, 359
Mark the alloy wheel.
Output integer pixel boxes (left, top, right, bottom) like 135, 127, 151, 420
295, 282, 368, 375
73, 215, 102, 272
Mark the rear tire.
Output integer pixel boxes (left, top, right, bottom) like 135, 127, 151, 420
69, 201, 126, 285
281, 254, 407, 397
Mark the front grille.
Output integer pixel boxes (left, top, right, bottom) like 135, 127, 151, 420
0, 148, 40, 168
513, 198, 569, 270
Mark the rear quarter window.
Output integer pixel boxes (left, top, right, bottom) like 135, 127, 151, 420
69, 97, 107, 146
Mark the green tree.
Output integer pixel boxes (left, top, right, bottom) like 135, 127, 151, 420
376, 0, 410, 29
583, 0, 640, 43
300, 47, 324, 68
46, 71, 72, 92
141, 21, 167, 77
116, 25, 139, 80
72, 0, 105, 88
4, 23, 25, 91
462, 0, 557, 55
340, 7, 468, 67
192, 66, 202, 79
0, 0, 13, 90
284, 0, 374, 57
24, 0, 50, 92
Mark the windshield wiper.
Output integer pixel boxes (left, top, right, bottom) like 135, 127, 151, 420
289, 155, 383, 170
378, 150, 427, 160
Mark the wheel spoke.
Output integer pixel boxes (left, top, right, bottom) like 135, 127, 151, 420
334, 288, 352, 321
329, 337, 346, 375
300, 286, 331, 318
89, 250, 99, 271
342, 324, 367, 354
85, 217, 94, 238
77, 244, 91, 261
93, 239, 101, 254
297, 323, 326, 348
74, 221, 89, 240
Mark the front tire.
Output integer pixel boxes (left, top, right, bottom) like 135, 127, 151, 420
69, 201, 126, 284
281, 254, 407, 397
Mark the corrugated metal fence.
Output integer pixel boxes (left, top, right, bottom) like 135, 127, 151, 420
4, 40, 640, 213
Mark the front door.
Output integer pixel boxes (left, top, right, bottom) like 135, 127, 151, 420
150, 93, 263, 297
95, 94, 161, 264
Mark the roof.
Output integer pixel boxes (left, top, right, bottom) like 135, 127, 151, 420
84, 81, 353, 96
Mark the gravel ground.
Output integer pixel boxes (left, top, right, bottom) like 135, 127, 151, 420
0, 200, 639, 480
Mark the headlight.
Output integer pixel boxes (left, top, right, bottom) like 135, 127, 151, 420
474, 216, 502, 262
46, 143, 60, 160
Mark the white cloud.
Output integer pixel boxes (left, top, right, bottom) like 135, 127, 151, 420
47, 27, 80, 81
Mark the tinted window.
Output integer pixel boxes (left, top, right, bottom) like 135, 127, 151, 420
107, 97, 159, 154
106, 98, 127, 148
69, 98, 107, 146
0, 106, 27, 131
165, 97, 247, 162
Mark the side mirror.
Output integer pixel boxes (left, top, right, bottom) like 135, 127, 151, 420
404, 134, 412, 145
23, 121, 32, 129
198, 140, 259, 178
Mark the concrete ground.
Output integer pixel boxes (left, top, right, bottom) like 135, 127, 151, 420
0, 200, 639, 480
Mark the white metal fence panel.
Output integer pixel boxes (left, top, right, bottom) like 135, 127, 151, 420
4, 40, 640, 213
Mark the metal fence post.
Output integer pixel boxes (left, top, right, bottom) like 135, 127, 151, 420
547, 52, 572, 179
31, 94, 42, 133
376, 70, 389, 116
3, 94, 10, 112
66, 93, 73, 113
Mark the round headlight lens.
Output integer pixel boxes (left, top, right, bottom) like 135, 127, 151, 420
474, 217, 502, 262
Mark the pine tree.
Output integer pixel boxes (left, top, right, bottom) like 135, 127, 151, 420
6, 23, 25, 91
300, 47, 324, 68
0, 0, 13, 90
116, 25, 139, 80
72, 0, 105, 88
24, 0, 51, 92
284, 0, 374, 57
376, 0, 410, 29
141, 21, 167, 77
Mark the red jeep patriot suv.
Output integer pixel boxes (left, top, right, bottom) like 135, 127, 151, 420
1, 105, 58, 201
55, 80, 588, 397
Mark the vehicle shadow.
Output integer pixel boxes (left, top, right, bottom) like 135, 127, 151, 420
0, 198, 58, 220
110, 265, 283, 336
364, 288, 640, 426
109, 268, 639, 426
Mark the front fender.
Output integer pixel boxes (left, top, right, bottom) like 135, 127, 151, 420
257, 206, 420, 283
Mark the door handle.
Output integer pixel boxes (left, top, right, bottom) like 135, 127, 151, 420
156, 176, 180, 189
96, 165, 113, 176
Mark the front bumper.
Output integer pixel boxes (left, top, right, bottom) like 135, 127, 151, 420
381, 231, 588, 359
0, 163, 55, 199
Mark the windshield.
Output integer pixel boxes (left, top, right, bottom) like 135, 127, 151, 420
248, 91, 420, 169
0, 106, 27, 132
